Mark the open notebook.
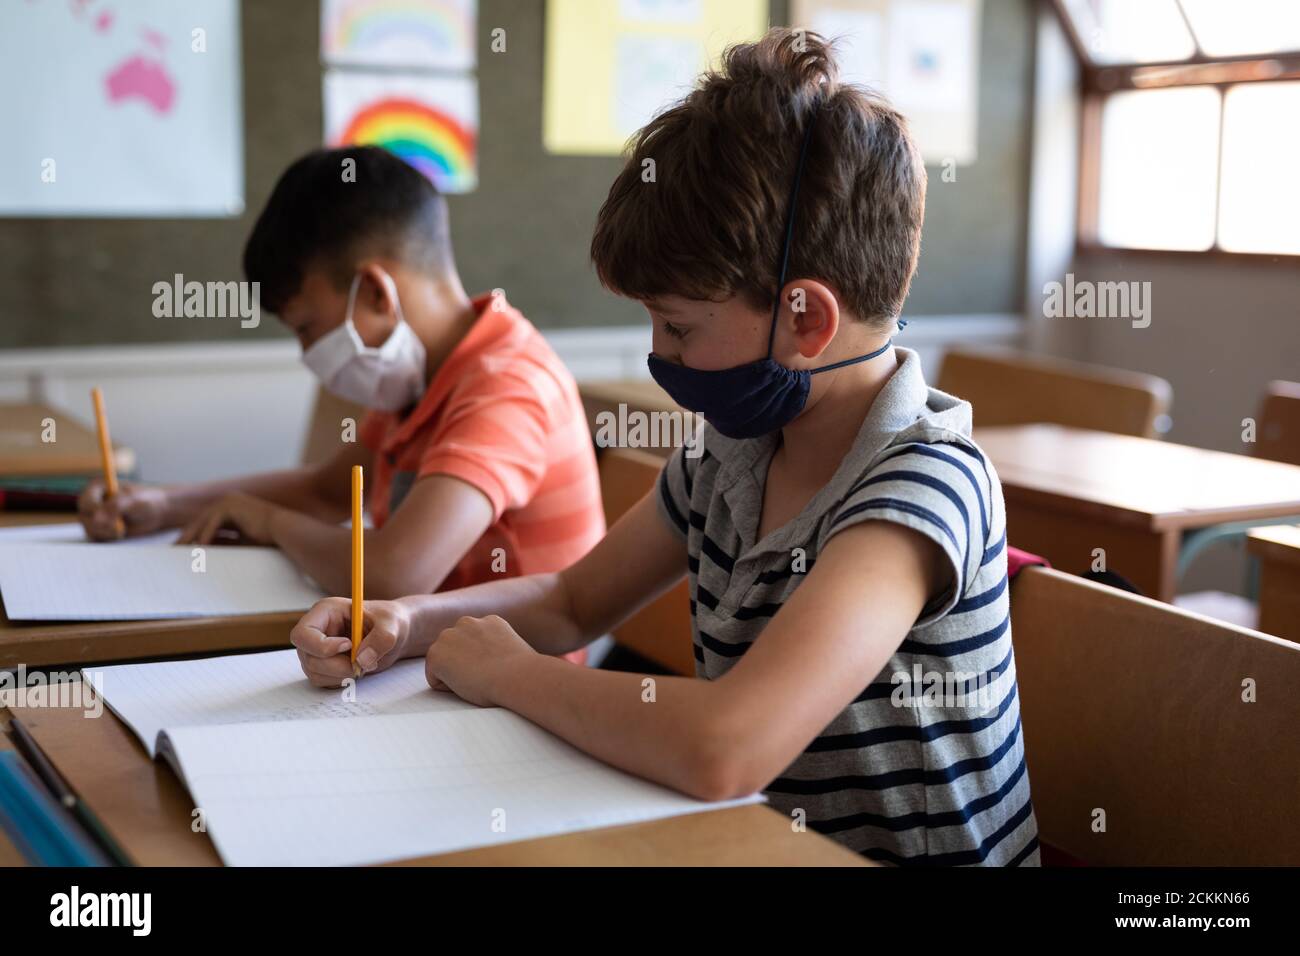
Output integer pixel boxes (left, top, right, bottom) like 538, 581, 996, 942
0, 523, 324, 620
87, 650, 760, 866
0, 522, 179, 547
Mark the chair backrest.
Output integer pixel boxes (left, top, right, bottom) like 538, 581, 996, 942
1255, 379, 1300, 466
938, 347, 1172, 438
1010, 566, 1300, 865
597, 448, 696, 676
300, 388, 368, 466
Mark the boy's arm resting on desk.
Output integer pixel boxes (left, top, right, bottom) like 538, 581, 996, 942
291, 485, 688, 679
265, 472, 495, 597
454, 520, 944, 801
77, 441, 367, 539
290, 489, 944, 803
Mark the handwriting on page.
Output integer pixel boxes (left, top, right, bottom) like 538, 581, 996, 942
88, 650, 475, 757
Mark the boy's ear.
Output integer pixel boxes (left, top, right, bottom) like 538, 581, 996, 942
354, 261, 400, 319
783, 279, 839, 361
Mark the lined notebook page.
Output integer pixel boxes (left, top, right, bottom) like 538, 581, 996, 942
0, 543, 323, 621
87, 650, 473, 757
162, 709, 761, 866
0, 522, 179, 546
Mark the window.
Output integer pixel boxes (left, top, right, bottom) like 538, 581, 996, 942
1054, 0, 1300, 257
1097, 86, 1219, 252
1218, 82, 1300, 254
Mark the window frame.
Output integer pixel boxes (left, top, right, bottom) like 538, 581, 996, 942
1047, 0, 1300, 263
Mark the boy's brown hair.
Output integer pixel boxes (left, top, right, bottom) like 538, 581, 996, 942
591, 28, 926, 331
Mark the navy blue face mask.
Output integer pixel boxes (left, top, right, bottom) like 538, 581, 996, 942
647, 108, 903, 440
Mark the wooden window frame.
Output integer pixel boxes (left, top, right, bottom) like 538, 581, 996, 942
1045, 0, 1300, 263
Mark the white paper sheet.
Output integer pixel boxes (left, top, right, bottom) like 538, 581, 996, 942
161, 708, 760, 866
323, 69, 479, 194
792, 0, 982, 165
321, 0, 478, 71
0, 522, 179, 546
0, 543, 323, 621
88, 651, 473, 758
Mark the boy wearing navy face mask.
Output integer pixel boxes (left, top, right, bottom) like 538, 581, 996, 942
79, 148, 605, 658
290, 31, 1039, 866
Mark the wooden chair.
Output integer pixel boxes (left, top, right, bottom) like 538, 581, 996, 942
1010, 566, 1300, 865
938, 347, 1172, 438
1254, 380, 1300, 466
300, 388, 367, 466
597, 448, 696, 676
1174, 380, 1300, 599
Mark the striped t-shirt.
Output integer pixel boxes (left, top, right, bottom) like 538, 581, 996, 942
656, 347, 1040, 866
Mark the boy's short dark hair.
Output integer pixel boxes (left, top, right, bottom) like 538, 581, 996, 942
244, 146, 454, 314
590, 28, 926, 330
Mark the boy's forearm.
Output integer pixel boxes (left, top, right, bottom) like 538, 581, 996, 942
492, 653, 740, 801
271, 504, 481, 598
399, 573, 591, 658
268, 508, 354, 594
162, 468, 343, 527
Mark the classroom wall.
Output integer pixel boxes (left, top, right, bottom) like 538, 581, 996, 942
0, 0, 1036, 349
1062, 251, 1300, 596
1064, 252, 1300, 455
0, 314, 1015, 483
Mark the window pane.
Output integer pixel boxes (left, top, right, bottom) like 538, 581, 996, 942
1180, 0, 1300, 57
1097, 87, 1220, 251
1218, 82, 1300, 254
1062, 0, 1197, 64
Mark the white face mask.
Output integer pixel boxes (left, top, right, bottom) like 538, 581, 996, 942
302, 273, 428, 412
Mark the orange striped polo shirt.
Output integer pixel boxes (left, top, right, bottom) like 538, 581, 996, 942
359, 292, 604, 633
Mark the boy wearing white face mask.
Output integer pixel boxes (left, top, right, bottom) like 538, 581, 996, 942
79, 148, 605, 654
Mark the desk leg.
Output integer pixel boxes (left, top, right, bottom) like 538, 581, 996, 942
1002, 502, 1180, 602
1256, 563, 1300, 643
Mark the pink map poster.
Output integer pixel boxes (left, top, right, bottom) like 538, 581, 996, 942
0, 0, 243, 216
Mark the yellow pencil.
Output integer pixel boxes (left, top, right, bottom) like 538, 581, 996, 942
351, 464, 364, 677
90, 387, 125, 538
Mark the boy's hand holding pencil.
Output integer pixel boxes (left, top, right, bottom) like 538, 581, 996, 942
290, 596, 414, 688
77, 479, 169, 541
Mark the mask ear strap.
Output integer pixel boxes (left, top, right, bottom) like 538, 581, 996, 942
379, 272, 406, 326
344, 273, 363, 326
348, 271, 406, 329
766, 106, 820, 359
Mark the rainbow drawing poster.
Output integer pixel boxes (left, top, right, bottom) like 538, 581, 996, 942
321, 0, 476, 70
324, 70, 478, 194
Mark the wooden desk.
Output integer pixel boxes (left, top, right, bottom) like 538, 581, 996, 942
1247, 525, 1300, 643
0, 402, 135, 478
0, 510, 78, 530
0, 609, 300, 670
976, 425, 1300, 601
3, 701, 867, 867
